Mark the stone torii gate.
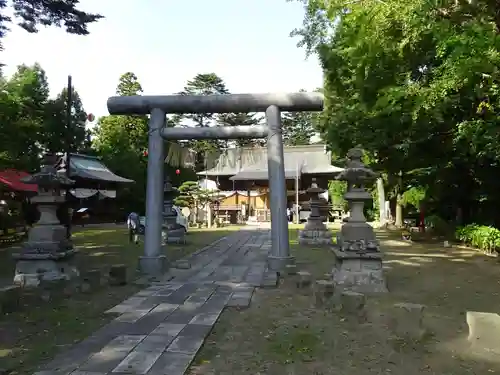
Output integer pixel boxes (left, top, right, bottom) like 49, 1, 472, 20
107, 92, 324, 276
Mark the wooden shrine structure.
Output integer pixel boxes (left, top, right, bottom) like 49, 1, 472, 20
197, 144, 343, 223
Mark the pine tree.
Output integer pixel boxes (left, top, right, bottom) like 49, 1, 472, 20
0, 0, 102, 48
179, 73, 229, 171
282, 111, 316, 146
217, 112, 265, 148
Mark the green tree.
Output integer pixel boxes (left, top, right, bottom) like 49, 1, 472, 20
282, 89, 320, 146
0, 63, 50, 171
42, 87, 90, 154
291, 0, 500, 226
179, 73, 229, 170
0, 0, 102, 48
217, 112, 264, 147
174, 181, 199, 208
92, 72, 149, 212
282, 111, 316, 146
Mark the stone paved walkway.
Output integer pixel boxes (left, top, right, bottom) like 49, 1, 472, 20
35, 228, 274, 375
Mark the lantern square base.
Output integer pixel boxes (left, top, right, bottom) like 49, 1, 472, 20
138, 255, 169, 276
331, 248, 388, 293
267, 255, 295, 272
13, 258, 79, 288
299, 228, 333, 245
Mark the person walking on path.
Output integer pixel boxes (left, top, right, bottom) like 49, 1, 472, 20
127, 211, 140, 244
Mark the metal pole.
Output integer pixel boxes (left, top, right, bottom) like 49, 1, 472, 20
65, 75, 72, 239
295, 159, 299, 224
139, 108, 167, 276
266, 105, 293, 271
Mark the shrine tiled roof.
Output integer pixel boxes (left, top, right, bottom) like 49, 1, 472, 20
57, 154, 134, 183
198, 144, 343, 180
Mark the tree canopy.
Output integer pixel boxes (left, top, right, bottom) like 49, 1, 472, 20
0, 0, 102, 46
0, 62, 321, 215
0, 63, 90, 171
291, 0, 500, 226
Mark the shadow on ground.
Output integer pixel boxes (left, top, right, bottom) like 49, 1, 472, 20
190, 227, 500, 375
0, 226, 239, 375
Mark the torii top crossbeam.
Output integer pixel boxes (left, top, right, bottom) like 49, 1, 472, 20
107, 92, 324, 115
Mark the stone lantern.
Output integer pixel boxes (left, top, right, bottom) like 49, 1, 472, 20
12, 153, 78, 287
298, 178, 333, 245
331, 148, 387, 292
161, 174, 185, 244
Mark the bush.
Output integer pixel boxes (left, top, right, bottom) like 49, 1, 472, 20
455, 224, 500, 254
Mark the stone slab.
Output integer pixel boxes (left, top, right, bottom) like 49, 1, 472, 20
79, 349, 130, 373
106, 297, 148, 314
112, 350, 162, 374
150, 323, 186, 336
467, 311, 500, 352
166, 336, 205, 355
146, 352, 193, 375
227, 288, 254, 308
164, 306, 199, 325
134, 334, 176, 352
189, 312, 221, 326
178, 324, 213, 338
103, 335, 146, 352
115, 308, 154, 324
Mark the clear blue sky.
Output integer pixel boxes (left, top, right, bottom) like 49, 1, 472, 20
1, 0, 323, 119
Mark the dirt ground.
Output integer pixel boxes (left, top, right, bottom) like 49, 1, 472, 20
0, 226, 238, 375
190, 227, 500, 375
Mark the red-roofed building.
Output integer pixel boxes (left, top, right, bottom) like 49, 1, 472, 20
0, 169, 37, 193
0, 169, 35, 241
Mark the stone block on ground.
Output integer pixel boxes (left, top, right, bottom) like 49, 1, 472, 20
313, 280, 335, 307
285, 264, 297, 276
340, 290, 366, 320
227, 288, 255, 309
262, 271, 279, 288
296, 271, 312, 289
389, 302, 427, 341
81, 269, 102, 292
173, 259, 191, 270
466, 311, 500, 352
0, 285, 20, 313
109, 264, 128, 286
38, 278, 70, 301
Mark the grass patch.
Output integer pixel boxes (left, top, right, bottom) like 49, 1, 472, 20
189, 224, 500, 375
0, 225, 239, 375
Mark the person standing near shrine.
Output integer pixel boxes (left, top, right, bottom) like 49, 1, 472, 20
127, 211, 140, 244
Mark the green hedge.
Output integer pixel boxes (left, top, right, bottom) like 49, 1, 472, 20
455, 224, 500, 254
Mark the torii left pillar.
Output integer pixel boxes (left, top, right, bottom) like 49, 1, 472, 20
107, 92, 324, 277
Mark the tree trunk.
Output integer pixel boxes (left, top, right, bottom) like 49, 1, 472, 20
376, 178, 386, 225
395, 197, 403, 227
419, 202, 425, 232
395, 171, 403, 227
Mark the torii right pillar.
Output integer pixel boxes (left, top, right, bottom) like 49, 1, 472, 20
331, 148, 388, 293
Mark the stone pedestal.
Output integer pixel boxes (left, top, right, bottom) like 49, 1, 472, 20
331, 249, 387, 293
298, 178, 333, 245
139, 255, 168, 277
299, 229, 333, 245
12, 154, 79, 288
267, 255, 295, 272
162, 175, 186, 244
